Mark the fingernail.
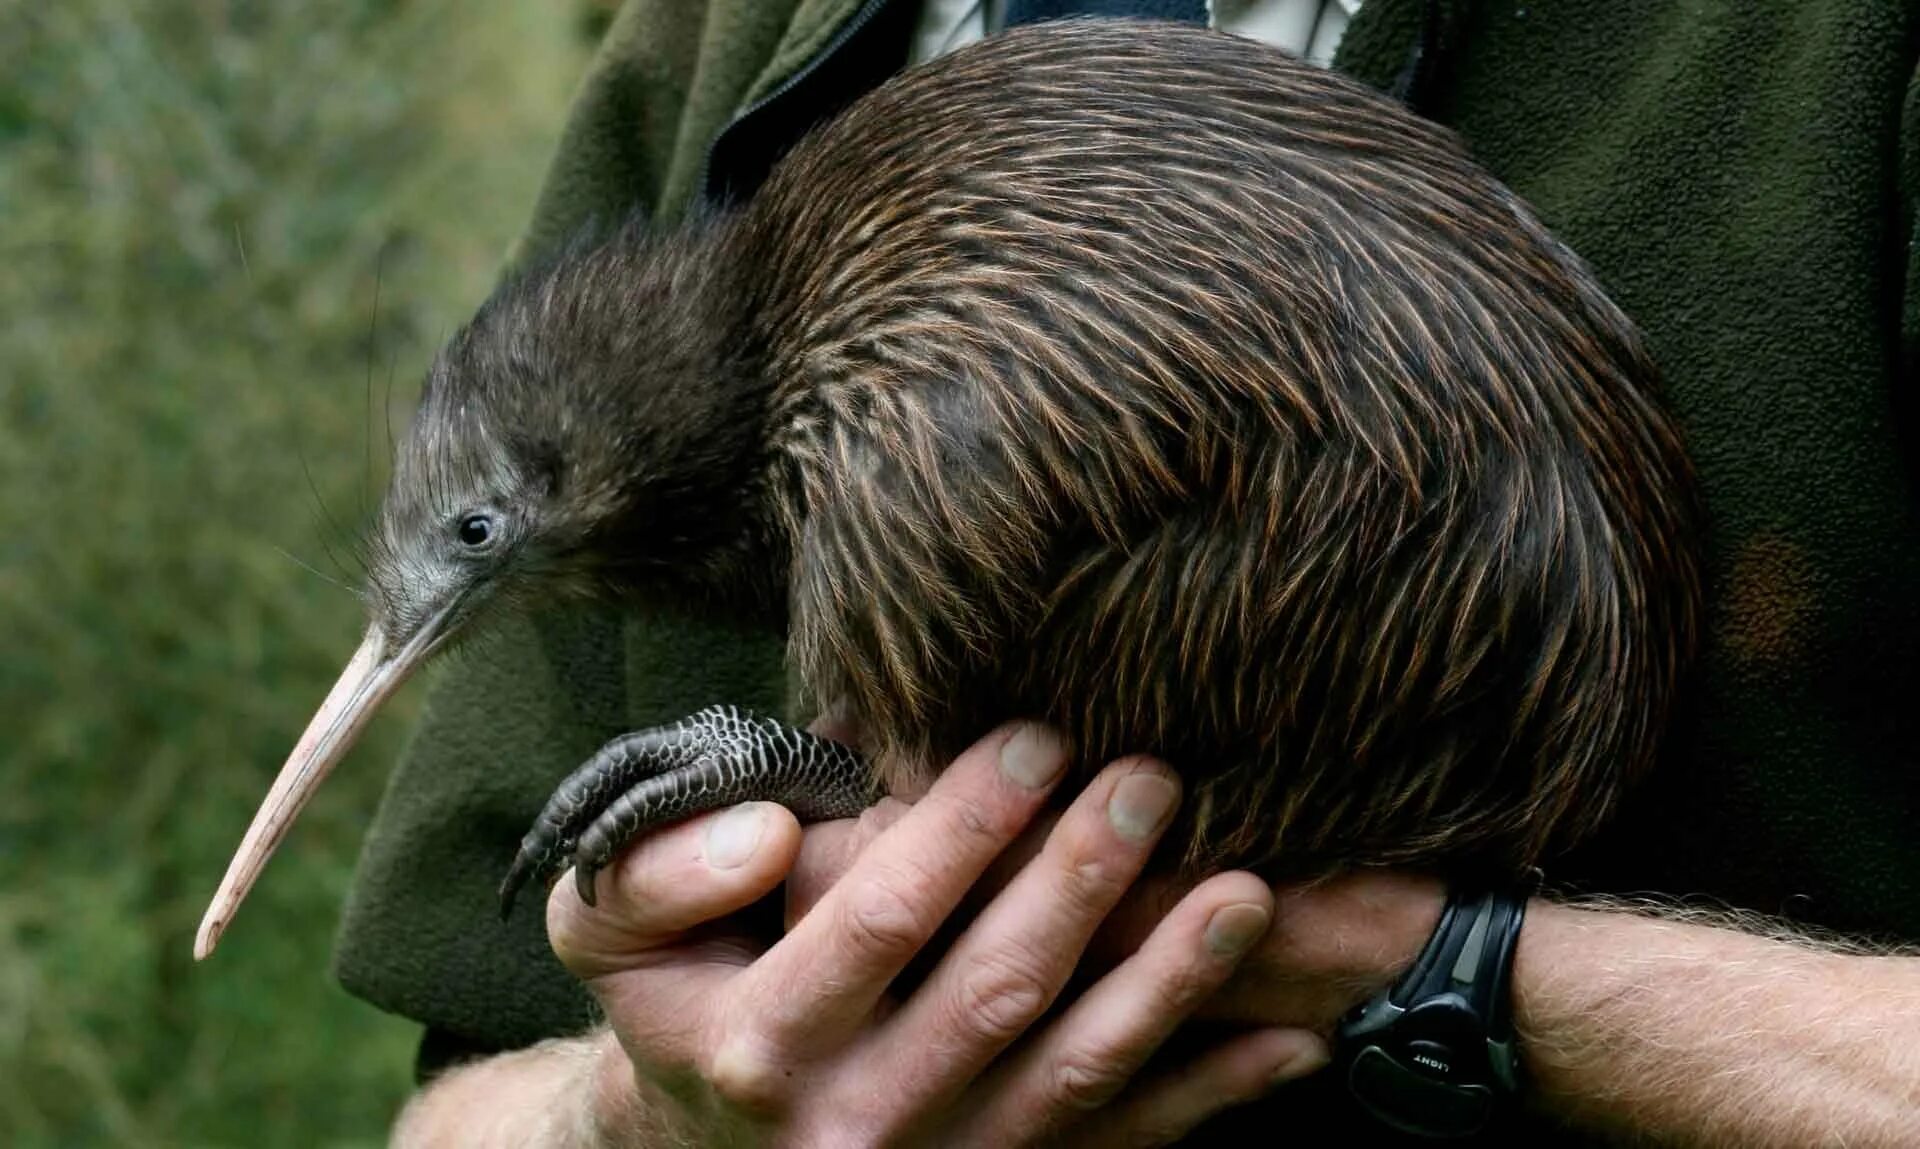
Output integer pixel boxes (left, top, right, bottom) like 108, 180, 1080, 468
1000, 724, 1068, 789
1204, 902, 1272, 957
705, 804, 768, 870
1108, 771, 1179, 842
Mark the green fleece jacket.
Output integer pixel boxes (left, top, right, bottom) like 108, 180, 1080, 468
334, 0, 1920, 1140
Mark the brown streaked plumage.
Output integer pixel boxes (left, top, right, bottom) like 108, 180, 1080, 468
196, 20, 1701, 957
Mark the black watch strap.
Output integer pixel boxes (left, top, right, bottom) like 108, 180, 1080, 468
1334, 879, 1535, 1139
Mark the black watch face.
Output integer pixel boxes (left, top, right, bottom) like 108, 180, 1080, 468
1339, 889, 1528, 1137
1348, 1045, 1496, 1137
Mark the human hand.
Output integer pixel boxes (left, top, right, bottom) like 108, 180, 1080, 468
546, 723, 1329, 1147
792, 788, 1447, 1038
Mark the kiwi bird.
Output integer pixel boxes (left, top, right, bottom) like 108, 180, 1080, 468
194, 20, 1701, 959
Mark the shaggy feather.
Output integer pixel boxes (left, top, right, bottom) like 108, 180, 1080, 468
377, 20, 1703, 880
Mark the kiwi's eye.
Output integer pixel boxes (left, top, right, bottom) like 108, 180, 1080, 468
457, 514, 494, 547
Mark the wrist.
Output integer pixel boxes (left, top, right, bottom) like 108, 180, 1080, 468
1206, 871, 1446, 1033
586, 1029, 628, 1125
582, 1029, 658, 1149
392, 1031, 651, 1149
1333, 881, 1535, 1138
1276, 871, 1448, 1000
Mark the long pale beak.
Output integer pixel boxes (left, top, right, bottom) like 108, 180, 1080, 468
194, 619, 438, 960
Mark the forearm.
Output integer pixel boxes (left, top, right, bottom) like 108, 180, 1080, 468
392, 1028, 676, 1149
1515, 900, 1920, 1146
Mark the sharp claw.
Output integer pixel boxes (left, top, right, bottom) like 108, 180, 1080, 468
497, 856, 531, 922
505, 708, 874, 927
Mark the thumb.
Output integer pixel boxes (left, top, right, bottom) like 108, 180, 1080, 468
547, 801, 803, 981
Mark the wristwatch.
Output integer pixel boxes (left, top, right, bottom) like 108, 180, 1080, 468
1332, 879, 1535, 1139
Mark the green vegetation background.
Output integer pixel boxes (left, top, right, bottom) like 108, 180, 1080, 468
1, 2, 599, 1143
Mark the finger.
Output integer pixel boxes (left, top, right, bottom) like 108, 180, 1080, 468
865, 757, 1183, 1117
1084, 872, 1197, 969
779, 706, 891, 929
735, 722, 1070, 1054
1063, 1027, 1330, 1149
784, 798, 913, 928
548, 801, 802, 981
951, 871, 1275, 1144
784, 803, 1063, 935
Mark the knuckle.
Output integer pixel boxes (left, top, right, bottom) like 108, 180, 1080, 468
854, 800, 907, 841
948, 944, 1057, 1046
1146, 953, 1218, 1016
701, 1034, 790, 1117
953, 796, 1002, 847
922, 789, 1013, 851
1046, 1049, 1132, 1112
837, 868, 939, 964
1062, 852, 1129, 913
1046, 833, 1130, 919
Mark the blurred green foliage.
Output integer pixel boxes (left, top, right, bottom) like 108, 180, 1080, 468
0, 1, 588, 1143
